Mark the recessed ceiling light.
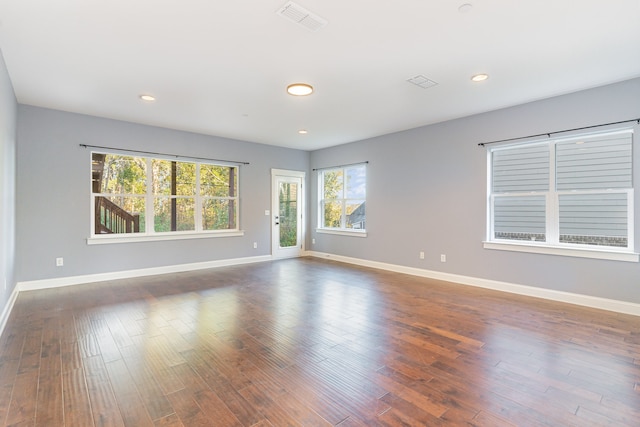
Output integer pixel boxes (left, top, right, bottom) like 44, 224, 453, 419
139, 94, 156, 101
287, 83, 314, 96
471, 74, 489, 82
298, 129, 308, 134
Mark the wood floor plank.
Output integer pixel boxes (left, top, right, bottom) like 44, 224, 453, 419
104, 358, 154, 427
4, 371, 39, 426
152, 413, 184, 427
119, 354, 175, 421
62, 368, 95, 427
35, 376, 64, 427
1, 258, 639, 427
177, 352, 263, 426
84, 355, 126, 427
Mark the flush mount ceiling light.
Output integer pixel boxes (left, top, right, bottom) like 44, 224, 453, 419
287, 83, 314, 96
139, 94, 156, 101
298, 129, 308, 134
471, 74, 489, 82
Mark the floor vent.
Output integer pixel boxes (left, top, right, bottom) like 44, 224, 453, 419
276, 1, 328, 32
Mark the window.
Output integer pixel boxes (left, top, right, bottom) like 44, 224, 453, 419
486, 130, 635, 259
91, 152, 239, 239
318, 164, 366, 234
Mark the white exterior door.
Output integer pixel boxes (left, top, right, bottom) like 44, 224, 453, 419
271, 169, 305, 259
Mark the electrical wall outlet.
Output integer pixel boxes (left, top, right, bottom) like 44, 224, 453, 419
419, 251, 425, 259
312, 238, 316, 244
253, 242, 258, 249
56, 257, 64, 267
440, 254, 446, 263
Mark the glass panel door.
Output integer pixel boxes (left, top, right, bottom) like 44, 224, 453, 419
272, 170, 304, 259
279, 181, 298, 248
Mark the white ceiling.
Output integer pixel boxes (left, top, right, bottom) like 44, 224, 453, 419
1, 1, 639, 150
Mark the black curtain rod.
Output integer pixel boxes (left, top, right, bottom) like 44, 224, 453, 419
478, 118, 640, 147
80, 144, 250, 165
312, 161, 368, 172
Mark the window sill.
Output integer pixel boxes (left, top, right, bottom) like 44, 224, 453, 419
316, 228, 367, 238
87, 230, 245, 245
483, 241, 639, 262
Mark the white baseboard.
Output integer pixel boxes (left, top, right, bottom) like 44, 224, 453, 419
9, 251, 640, 319
18, 255, 273, 292
0, 287, 19, 338
305, 251, 640, 317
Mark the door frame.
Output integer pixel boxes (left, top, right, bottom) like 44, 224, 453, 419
271, 169, 305, 259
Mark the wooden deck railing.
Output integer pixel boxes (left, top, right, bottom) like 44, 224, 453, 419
95, 196, 140, 234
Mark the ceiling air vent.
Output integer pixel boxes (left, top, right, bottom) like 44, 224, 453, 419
407, 75, 438, 89
276, 1, 328, 32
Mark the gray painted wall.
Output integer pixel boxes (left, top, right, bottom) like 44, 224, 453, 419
309, 78, 640, 304
12, 77, 640, 306
0, 50, 17, 315
16, 106, 309, 282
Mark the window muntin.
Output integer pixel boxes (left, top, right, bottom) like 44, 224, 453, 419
488, 130, 633, 251
319, 164, 366, 232
92, 152, 239, 237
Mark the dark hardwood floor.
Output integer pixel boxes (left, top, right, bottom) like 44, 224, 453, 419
0, 257, 639, 426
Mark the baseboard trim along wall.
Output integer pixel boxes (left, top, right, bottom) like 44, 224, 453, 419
0, 287, 19, 339
10, 252, 640, 318
305, 251, 640, 317
17, 255, 273, 292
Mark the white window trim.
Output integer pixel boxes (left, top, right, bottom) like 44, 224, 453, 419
317, 164, 367, 234
90, 151, 241, 241
87, 230, 244, 245
483, 241, 639, 262
485, 128, 637, 262
316, 228, 367, 238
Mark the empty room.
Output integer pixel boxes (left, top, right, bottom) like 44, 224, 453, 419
1, 1, 639, 426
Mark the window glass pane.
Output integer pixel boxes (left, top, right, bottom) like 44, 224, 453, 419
493, 195, 546, 242
346, 165, 366, 199
323, 201, 343, 228
176, 162, 196, 196
492, 144, 549, 193
94, 153, 146, 194
323, 170, 343, 199
203, 199, 236, 230
152, 160, 196, 196
556, 134, 632, 190
346, 200, 365, 229
559, 193, 628, 247
201, 165, 237, 197
95, 195, 145, 234
152, 160, 172, 195
154, 197, 195, 232
175, 198, 195, 231
154, 197, 171, 231
279, 182, 298, 247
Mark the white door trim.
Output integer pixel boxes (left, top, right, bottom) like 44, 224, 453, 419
271, 169, 305, 259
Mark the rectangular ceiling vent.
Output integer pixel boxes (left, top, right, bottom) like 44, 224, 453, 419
407, 75, 439, 89
276, 1, 328, 32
